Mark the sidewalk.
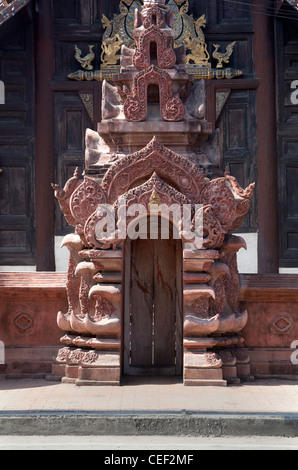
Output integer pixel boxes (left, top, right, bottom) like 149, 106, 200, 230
0, 377, 298, 437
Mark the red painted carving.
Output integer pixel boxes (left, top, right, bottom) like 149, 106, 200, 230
123, 65, 184, 122
101, 137, 209, 204
85, 172, 191, 249
51, 168, 83, 227
55, 347, 70, 364
84, 204, 119, 250
141, 5, 167, 29
224, 253, 241, 313
66, 254, 81, 316
120, 172, 190, 210
93, 295, 115, 322
70, 177, 107, 226
191, 205, 225, 249
79, 277, 90, 318
67, 349, 85, 365
81, 351, 98, 365
200, 175, 255, 233
133, 26, 176, 69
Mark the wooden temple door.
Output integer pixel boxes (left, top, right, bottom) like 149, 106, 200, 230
124, 223, 183, 377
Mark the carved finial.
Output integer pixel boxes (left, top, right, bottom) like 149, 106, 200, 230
51, 183, 65, 200
224, 165, 230, 176
73, 167, 81, 179
149, 188, 161, 212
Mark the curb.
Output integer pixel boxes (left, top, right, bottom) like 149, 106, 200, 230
0, 412, 298, 437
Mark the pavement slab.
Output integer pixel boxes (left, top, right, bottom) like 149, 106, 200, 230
0, 377, 298, 437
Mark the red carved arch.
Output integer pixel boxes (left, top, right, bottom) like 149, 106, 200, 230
123, 65, 184, 122
101, 138, 209, 204
84, 173, 191, 249
141, 6, 167, 29
133, 26, 176, 70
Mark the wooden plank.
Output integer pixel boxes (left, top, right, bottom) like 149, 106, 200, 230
275, 18, 298, 267
175, 242, 183, 375
130, 238, 154, 368
0, 12, 36, 266
213, 79, 260, 90
123, 240, 131, 375
153, 237, 176, 368
80, 0, 91, 25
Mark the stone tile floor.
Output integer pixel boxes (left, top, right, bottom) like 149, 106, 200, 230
0, 377, 298, 414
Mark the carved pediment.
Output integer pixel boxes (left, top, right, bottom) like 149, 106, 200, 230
84, 172, 191, 249
101, 137, 209, 204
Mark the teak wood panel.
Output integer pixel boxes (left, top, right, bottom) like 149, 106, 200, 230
275, 18, 298, 266
130, 238, 154, 368
153, 237, 177, 367
0, 14, 35, 265
54, 91, 92, 234
218, 89, 257, 231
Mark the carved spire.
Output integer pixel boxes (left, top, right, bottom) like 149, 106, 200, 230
120, 0, 185, 122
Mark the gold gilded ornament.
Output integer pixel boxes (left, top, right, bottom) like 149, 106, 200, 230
101, 34, 123, 66
212, 41, 236, 69
74, 45, 95, 71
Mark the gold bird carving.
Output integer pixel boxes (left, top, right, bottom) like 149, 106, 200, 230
74, 45, 95, 71
212, 41, 236, 69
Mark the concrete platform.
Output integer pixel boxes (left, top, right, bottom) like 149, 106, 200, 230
0, 377, 298, 437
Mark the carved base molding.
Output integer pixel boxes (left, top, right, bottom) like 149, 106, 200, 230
50, 242, 253, 386
55, 349, 121, 386
50, 248, 123, 386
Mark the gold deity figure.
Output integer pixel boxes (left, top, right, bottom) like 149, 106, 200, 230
101, 34, 123, 66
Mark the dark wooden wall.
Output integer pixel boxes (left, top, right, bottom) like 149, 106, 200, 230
0, 9, 35, 266
275, 16, 298, 267
203, 0, 258, 232
52, 0, 116, 235
2, 0, 297, 271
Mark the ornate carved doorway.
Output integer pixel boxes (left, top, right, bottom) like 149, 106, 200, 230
124, 218, 183, 376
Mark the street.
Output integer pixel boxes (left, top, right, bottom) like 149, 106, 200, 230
0, 435, 298, 451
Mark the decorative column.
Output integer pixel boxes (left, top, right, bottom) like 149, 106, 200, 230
183, 250, 226, 386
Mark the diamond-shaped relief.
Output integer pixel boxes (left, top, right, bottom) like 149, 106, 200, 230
270, 315, 293, 335
14, 313, 33, 331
